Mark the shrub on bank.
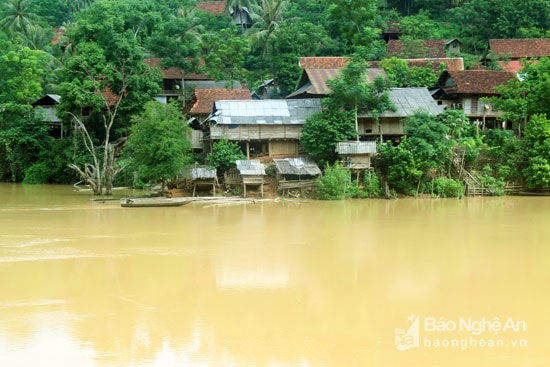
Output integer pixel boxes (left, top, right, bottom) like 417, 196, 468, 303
316, 163, 350, 200
432, 177, 464, 198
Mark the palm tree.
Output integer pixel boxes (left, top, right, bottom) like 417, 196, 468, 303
227, 0, 255, 29
247, 0, 286, 56
0, 0, 41, 36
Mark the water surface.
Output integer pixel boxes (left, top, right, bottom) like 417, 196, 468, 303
1, 184, 548, 366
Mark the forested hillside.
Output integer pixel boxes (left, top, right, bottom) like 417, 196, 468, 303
1, 0, 549, 194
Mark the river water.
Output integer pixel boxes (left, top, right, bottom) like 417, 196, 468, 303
0, 183, 548, 366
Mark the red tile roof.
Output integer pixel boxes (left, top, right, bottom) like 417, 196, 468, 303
197, 1, 227, 15
490, 38, 550, 59
299, 57, 349, 69
387, 39, 451, 58
144, 58, 208, 80
441, 70, 516, 95
190, 88, 251, 114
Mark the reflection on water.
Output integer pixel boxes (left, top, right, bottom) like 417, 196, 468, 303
0, 184, 549, 366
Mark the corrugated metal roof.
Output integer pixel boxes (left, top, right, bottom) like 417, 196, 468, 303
336, 141, 377, 154
359, 88, 444, 118
180, 165, 217, 180
213, 99, 321, 125
273, 157, 321, 176
236, 160, 266, 175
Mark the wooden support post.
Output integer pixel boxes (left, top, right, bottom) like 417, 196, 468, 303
243, 182, 247, 197
246, 141, 250, 159
261, 183, 264, 198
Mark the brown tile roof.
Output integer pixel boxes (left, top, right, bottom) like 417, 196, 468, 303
441, 70, 516, 95
490, 38, 550, 59
287, 68, 387, 98
190, 88, 251, 114
387, 39, 450, 58
299, 57, 350, 69
197, 1, 227, 15
144, 58, 208, 80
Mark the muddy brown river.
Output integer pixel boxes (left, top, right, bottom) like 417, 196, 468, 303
0, 184, 548, 366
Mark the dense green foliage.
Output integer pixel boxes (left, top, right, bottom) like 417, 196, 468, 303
122, 101, 193, 190
207, 138, 246, 173
315, 163, 350, 200
300, 110, 356, 164
0, 0, 549, 197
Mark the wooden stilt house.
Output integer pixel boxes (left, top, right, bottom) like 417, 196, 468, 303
179, 165, 218, 196
273, 157, 321, 195
225, 160, 266, 197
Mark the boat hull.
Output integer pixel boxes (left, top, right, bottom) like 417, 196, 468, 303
121, 199, 190, 207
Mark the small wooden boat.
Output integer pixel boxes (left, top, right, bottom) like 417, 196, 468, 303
120, 198, 190, 207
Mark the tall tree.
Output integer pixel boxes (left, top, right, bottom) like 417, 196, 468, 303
0, 39, 51, 182
324, 58, 394, 141
300, 110, 356, 164
489, 58, 550, 136
58, 1, 161, 195
0, 0, 41, 37
521, 114, 550, 189
148, 6, 203, 103
325, 0, 381, 55
247, 0, 287, 56
379, 57, 438, 88
122, 101, 193, 191
201, 26, 250, 85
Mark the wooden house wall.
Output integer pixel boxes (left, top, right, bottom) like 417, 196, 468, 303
186, 130, 204, 150
270, 141, 299, 155
461, 96, 502, 118
210, 125, 302, 140
359, 118, 404, 136
342, 155, 371, 169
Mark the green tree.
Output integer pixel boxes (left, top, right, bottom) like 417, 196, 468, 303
247, 0, 287, 57
207, 138, 246, 173
326, 0, 381, 55
58, 2, 162, 195
378, 141, 422, 195
404, 111, 452, 174
325, 58, 394, 141
148, 6, 203, 102
521, 114, 550, 189
379, 57, 438, 88
300, 110, 356, 164
269, 21, 337, 96
315, 163, 350, 200
0, 0, 41, 37
490, 58, 550, 136
0, 40, 51, 182
201, 26, 250, 85
123, 101, 192, 191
